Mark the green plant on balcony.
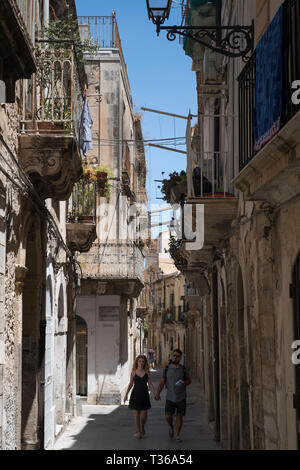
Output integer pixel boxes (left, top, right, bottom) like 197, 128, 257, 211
161, 171, 187, 203
162, 308, 173, 325
33, 15, 98, 130
168, 236, 187, 268
168, 236, 182, 253
82, 164, 113, 200
67, 179, 96, 223
39, 14, 98, 63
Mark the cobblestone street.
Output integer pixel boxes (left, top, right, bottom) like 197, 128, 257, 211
53, 369, 219, 451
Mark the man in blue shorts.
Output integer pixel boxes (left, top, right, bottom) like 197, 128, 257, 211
155, 349, 191, 442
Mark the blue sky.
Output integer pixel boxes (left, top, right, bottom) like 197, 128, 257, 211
75, 0, 197, 233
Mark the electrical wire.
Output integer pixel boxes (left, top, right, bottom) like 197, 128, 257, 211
91, 136, 191, 143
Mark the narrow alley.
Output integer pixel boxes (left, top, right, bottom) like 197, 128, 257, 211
53, 369, 219, 451
1, 0, 300, 452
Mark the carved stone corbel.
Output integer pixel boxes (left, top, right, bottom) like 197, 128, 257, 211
18, 135, 82, 201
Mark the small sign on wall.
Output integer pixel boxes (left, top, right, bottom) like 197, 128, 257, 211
98, 307, 119, 322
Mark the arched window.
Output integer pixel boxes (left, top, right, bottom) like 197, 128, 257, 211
76, 315, 88, 396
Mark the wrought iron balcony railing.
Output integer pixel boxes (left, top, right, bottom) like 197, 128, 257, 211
78, 14, 130, 93
20, 41, 84, 141
238, 0, 300, 171
178, 310, 186, 323
163, 306, 176, 324
82, 242, 144, 284
78, 15, 116, 48
190, 151, 235, 198
66, 178, 97, 223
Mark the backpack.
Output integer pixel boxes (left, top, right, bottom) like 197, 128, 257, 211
163, 363, 187, 388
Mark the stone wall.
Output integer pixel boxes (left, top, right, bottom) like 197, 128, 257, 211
0, 99, 21, 449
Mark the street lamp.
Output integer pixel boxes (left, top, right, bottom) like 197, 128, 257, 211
146, 0, 172, 34
146, 0, 254, 62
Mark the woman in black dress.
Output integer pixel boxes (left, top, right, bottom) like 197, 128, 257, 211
124, 355, 155, 439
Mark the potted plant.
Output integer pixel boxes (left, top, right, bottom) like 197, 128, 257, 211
168, 236, 187, 268
70, 178, 96, 222
82, 164, 113, 200
161, 171, 187, 204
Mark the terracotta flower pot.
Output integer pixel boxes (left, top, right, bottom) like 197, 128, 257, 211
97, 187, 106, 196
96, 171, 107, 181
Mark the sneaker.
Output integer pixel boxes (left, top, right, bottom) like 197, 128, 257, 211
168, 426, 174, 438
175, 436, 182, 443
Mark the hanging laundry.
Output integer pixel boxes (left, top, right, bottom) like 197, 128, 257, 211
80, 95, 93, 157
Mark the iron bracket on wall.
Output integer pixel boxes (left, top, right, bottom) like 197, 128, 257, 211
157, 21, 254, 62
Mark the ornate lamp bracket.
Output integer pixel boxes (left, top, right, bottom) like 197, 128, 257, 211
157, 21, 254, 62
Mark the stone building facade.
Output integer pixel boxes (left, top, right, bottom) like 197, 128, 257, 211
75, 14, 148, 405
146, 238, 187, 368
0, 0, 92, 450
170, 0, 300, 450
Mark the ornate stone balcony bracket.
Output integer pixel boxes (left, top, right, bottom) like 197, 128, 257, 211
66, 223, 97, 254
233, 109, 300, 205
18, 135, 82, 200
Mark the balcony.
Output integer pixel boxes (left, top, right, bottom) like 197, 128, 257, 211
79, 242, 144, 298
177, 308, 187, 323
233, 0, 300, 204
184, 195, 238, 255
162, 307, 176, 325
66, 178, 97, 253
78, 14, 130, 94
179, 149, 238, 267
0, 0, 36, 102
18, 42, 83, 200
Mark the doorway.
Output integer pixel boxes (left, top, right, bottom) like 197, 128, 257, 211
237, 267, 251, 449
76, 316, 87, 396
21, 221, 43, 449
